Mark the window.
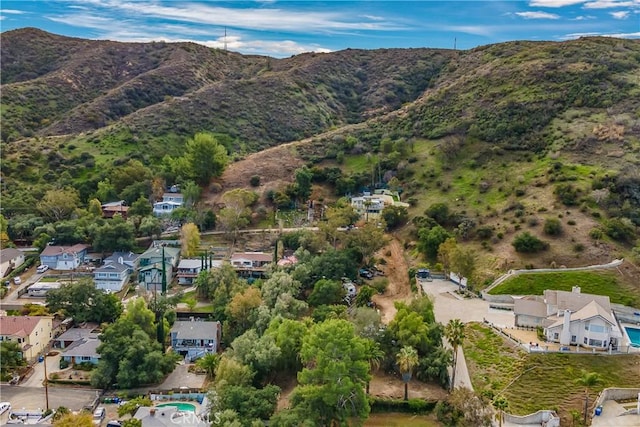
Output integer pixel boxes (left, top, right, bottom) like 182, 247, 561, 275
584, 323, 589, 331
584, 337, 588, 344
571, 335, 576, 342
588, 339, 603, 347
590, 324, 605, 333
553, 332, 559, 340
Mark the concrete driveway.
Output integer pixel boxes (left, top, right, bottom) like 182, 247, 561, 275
420, 279, 515, 327
590, 399, 640, 426
20, 353, 61, 388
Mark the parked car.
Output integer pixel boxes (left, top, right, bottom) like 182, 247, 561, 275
359, 269, 373, 280
0, 402, 11, 415
93, 407, 106, 425
13, 276, 21, 285
36, 265, 49, 274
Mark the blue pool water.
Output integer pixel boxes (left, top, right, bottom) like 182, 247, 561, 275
156, 403, 196, 412
625, 327, 640, 347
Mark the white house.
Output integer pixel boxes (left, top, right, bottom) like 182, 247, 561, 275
514, 286, 622, 350
0, 248, 25, 278
170, 319, 221, 361
350, 190, 409, 221
153, 193, 184, 216
93, 262, 129, 292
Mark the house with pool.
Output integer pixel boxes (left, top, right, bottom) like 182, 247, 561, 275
514, 286, 623, 350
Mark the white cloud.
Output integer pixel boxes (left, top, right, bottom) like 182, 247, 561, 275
572, 14, 596, 19
441, 25, 495, 37
584, 0, 640, 9
1, 9, 26, 14
560, 30, 640, 39
515, 11, 561, 19
610, 10, 631, 17
529, 0, 586, 6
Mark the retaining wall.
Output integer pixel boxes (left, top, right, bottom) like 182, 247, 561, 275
504, 410, 560, 426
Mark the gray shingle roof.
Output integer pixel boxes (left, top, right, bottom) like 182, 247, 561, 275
170, 320, 220, 340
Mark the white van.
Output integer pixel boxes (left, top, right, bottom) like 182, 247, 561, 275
37, 265, 49, 274
93, 407, 106, 425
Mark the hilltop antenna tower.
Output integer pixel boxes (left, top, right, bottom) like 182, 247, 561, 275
454, 37, 457, 50
224, 26, 227, 51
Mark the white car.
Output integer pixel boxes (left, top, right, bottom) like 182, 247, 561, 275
93, 407, 106, 425
36, 265, 49, 274
13, 276, 21, 285
0, 402, 11, 415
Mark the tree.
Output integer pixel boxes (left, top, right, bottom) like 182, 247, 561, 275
215, 356, 254, 387
343, 222, 388, 266
87, 199, 103, 217
230, 329, 281, 383
381, 205, 409, 230
129, 196, 152, 217
117, 397, 153, 417
111, 160, 152, 195
363, 339, 384, 394
543, 218, 563, 236
266, 318, 308, 372
46, 279, 122, 323
183, 132, 229, 186
92, 215, 136, 253
418, 225, 451, 260
425, 202, 451, 225
260, 272, 302, 308
122, 420, 142, 427
37, 188, 80, 221
180, 180, 201, 208
195, 264, 246, 320
217, 189, 258, 242
139, 216, 163, 238
293, 166, 313, 202
196, 353, 220, 379
575, 369, 601, 425
355, 285, 376, 307
492, 395, 509, 427
213, 384, 281, 423
438, 237, 457, 277
92, 317, 178, 389
448, 388, 492, 426
225, 287, 262, 339
308, 279, 345, 307
0, 341, 25, 378
96, 179, 118, 204
444, 319, 465, 391
292, 319, 371, 425
318, 203, 359, 248
396, 346, 419, 400
451, 247, 476, 290
512, 232, 549, 253
122, 298, 156, 337
350, 307, 382, 340
53, 412, 92, 427
180, 222, 201, 257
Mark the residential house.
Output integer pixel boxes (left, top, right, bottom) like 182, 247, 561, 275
153, 193, 184, 216
350, 190, 409, 221
94, 262, 129, 292
103, 251, 140, 273
0, 248, 25, 278
0, 315, 54, 361
101, 200, 129, 220
514, 286, 622, 350
134, 407, 209, 427
61, 335, 100, 365
230, 252, 272, 281
39, 244, 89, 271
170, 319, 221, 362
53, 324, 100, 349
176, 258, 223, 286
138, 245, 180, 291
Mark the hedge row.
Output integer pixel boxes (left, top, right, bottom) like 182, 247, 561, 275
369, 397, 437, 414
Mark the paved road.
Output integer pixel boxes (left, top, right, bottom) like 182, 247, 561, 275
420, 279, 515, 391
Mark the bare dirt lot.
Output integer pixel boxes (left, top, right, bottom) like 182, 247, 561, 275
371, 237, 413, 324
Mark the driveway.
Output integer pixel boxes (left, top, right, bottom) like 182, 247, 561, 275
590, 399, 640, 427
421, 279, 515, 392
155, 362, 206, 390
20, 353, 61, 388
0, 385, 99, 412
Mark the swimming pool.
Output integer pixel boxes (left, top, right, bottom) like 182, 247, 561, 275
624, 326, 640, 347
156, 402, 196, 412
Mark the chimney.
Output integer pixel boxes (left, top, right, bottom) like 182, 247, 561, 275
149, 408, 156, 417
572, 286, 581, 294
560, 309, 572, 346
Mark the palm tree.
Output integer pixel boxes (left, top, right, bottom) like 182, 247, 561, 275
492, 395, 509, 427
396, 346, 419, 401
575, 369, 601, 425
195, 353, 220, 379
363, 340, 384, 395
444, 318, 465, 391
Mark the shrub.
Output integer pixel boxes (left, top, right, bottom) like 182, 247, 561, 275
249, 175, 261, 187
371, 278, 389, 294
603, 217, 636, 243
554, 183, 581, 206
512, 232, 549, 253
476, 226, 493, 239
589, 228, 604, 240
543, 218, 563, 236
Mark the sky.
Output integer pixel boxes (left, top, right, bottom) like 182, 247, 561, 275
1, 1, 638, 57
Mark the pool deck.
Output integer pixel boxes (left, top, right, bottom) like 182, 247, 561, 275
620, 323, 640, 353
155, 401, 201, 413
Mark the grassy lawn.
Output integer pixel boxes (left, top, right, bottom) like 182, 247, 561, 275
464, 323, 640, 422
488, 270, 640, 306
364, 413, 442, 427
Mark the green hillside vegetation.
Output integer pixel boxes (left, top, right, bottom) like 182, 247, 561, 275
489, 270, 640, 306
464, 323, 640, 423
1, 30, 639, 285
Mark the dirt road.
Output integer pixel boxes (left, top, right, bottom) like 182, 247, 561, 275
371, 238, 413, 324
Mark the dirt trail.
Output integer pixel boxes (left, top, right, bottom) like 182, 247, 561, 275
371, 237, 413, 324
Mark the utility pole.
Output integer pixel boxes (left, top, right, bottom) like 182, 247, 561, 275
43, 353, 49, 411
224, 27, 227, 51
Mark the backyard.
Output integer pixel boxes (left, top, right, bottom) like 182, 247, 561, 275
488, 270, 640, 307
463, 323, 640, 424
